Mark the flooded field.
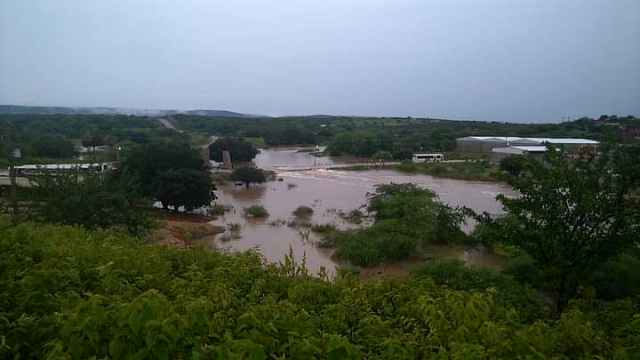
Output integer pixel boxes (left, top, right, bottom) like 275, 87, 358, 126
205, 148, 517, 274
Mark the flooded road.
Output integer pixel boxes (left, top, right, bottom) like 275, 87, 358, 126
206, 148, 516, 274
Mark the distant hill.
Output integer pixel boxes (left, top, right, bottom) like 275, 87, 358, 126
0, 105, 266, 118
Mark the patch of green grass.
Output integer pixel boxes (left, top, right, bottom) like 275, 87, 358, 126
395, 161, 502, 182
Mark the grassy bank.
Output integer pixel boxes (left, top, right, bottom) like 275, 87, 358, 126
337, 161, 503, 182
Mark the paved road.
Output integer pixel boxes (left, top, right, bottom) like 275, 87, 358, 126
157, 118, 182, 132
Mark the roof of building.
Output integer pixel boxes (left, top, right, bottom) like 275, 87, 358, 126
15, 163, 112, 170
458, 136, 598, 145
492, 146, 548, 155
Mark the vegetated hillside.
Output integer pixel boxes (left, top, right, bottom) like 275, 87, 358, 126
0, 105, 261, 118
1, 220, 638, 359
174, 114, 640, 155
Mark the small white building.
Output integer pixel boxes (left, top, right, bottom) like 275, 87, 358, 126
412, 153, 444, 163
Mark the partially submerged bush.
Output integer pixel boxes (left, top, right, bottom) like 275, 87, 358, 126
311, 223, 337, 233
243, 205, 269, 218
207, 203, 232, 216
227, 222, 242, 232
292, 205, 314, 218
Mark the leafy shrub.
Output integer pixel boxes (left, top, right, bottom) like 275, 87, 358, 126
292, 205, 314, 218
502, 255, 546, 289
585, 253, 640, 300
413, 259, 545, 322
227, 222, 242, 232
243, 205, 269, 218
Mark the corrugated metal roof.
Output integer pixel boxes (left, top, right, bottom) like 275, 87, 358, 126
491, 146, 547, 154
458, 136, 598, 144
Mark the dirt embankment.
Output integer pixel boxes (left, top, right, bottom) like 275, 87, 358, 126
155, 211, 224, 247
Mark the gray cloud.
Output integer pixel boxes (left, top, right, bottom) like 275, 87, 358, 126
1, 0, 639, 122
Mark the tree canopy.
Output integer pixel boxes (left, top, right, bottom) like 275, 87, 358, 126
230, 167, 267, 188
482, 144, 640, 310
120, 140, 215, 212
27, 169, 150, 234
32, 135, 74, 158
208, 138, 259, 163
155, 168, 216, 211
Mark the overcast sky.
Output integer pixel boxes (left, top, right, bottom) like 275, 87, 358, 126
1, 0, 639, 122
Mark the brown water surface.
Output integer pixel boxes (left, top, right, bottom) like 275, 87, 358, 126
207, 149, 517, 274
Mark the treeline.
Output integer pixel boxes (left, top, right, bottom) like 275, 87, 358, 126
3, 139, 216, 233
0, 114, 185, 163
174, 114, 639, 158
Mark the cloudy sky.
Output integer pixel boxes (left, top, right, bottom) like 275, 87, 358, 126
1, 0, 639, 122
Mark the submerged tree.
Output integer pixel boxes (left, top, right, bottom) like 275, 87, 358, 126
231, 167, 266, 188
482, 144, 640, 311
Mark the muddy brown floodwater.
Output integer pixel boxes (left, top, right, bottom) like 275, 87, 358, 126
203, 148, 518, 275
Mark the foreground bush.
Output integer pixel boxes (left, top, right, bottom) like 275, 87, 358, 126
1, 221, 638, 359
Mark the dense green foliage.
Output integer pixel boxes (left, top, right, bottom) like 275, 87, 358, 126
230, 167, 267, 188
498, 154, 526, 176
481, 145, 640, 310
154, 169, 216, 212
120, 140, 215, 212
0, 114, 186, 164
24, 170, 151, 235
32, 135, 75, 158
1, 221, 639, 359
320, 184, 468, 266
328, 131, 383, 157
174, 115, 638, 158
209, 138, 259, 163
413, 259, 546, 322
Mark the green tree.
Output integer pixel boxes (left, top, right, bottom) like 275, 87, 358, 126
499, 154, 527, 176
327, 131, 381, 157
120, 140, 205, 197
209, 138, 259, 162
482, 145, 640, 311
231, 167, 266, 188
371, 150, 393, 163
27, 169, 150, 234
32, 135, 74, 158
155, 168, 216, 212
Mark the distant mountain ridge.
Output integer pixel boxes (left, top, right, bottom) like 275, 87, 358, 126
0, 105, 266, 118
